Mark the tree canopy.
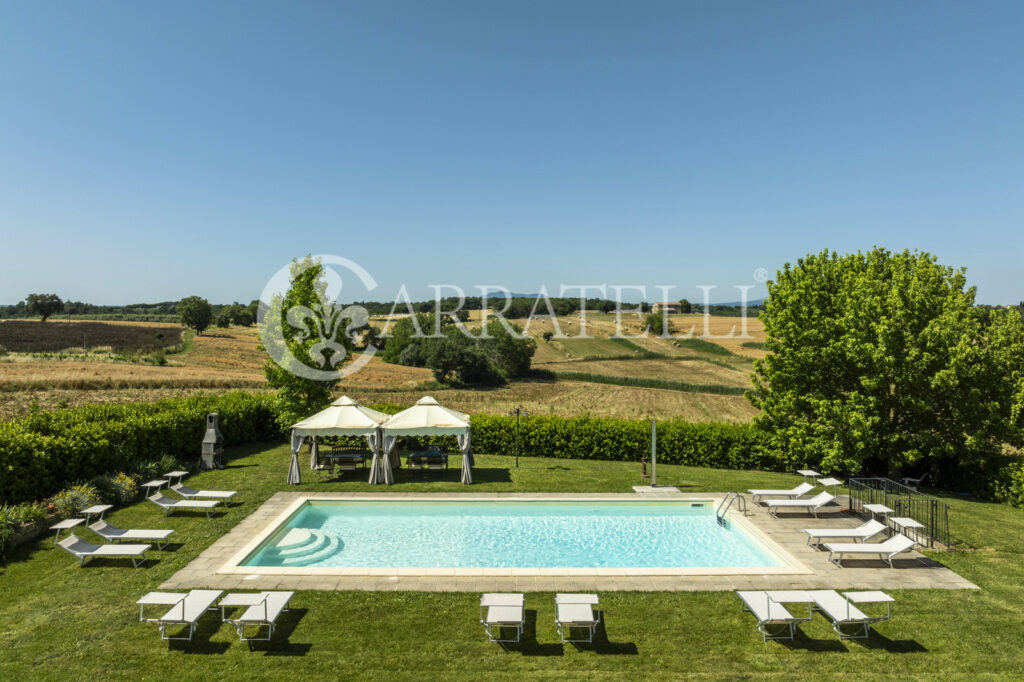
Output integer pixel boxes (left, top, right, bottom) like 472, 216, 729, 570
260, 256, 352, 427
381, 314, 535, 386
176, 296, 213, 334
750, 247, 1024, 483
25, 293, 63, 322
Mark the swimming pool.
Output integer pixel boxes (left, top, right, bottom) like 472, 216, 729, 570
231, 499, 790, 573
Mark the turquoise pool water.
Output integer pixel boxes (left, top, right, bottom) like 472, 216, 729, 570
240, 500, 783, 569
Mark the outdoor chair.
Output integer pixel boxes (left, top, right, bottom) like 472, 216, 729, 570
901, 472, 929, 490
148, 493, 221, 517
748, 481, 814, 504
137, 589, 224, 641
802, 519, 888, 547
219, 591, 295, 642
737, 591, 813, 642
480, 593, 524, 644
57, 534, 150, 568
170, 483, 237, 504
825, 533, 917, 568
555, 593, 601, 644
89, 520, 175, 550
765, 492, 835, 518
808, 589, 893, 640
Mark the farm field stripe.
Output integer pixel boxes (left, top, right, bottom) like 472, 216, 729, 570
553, 371, 748, 395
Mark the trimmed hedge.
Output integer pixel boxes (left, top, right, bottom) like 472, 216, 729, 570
0, 392, 279, 504
465, 414, 780, 470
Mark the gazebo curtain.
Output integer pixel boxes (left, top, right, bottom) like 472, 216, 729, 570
458, 432, 473, 484
288, 432, 306, 485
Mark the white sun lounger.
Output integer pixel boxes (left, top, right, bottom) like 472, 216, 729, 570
766, 492, 836, 518
808, 589, 893, 640
480, 593, 524, 643
171, 483, 237, 504
737, 590, 814, 642
220, 591, 295, 642
89, 520, 175, 550
825, 533, 917, 567
802, 519, 888, 547
58, 534, 150, 567
137, 589, 224, 641
148, 493, 221, 517
748, 481, 815, 504
555, 593, 601, 644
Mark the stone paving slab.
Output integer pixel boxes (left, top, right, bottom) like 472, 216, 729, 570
161, 491, 978, 593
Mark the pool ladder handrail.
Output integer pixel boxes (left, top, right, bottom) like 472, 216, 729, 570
716, 492, 747, 526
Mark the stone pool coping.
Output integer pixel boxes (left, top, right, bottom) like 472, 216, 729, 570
160, 491, 979, 593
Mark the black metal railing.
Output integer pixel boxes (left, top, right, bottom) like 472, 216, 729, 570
847, 477, 950, 548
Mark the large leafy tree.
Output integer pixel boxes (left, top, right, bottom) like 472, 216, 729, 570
750, 248, 1024, 480
261, 256, 350, 427
25, 293, 63, 322
176, 296, 213, 334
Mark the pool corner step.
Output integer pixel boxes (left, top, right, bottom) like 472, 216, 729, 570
283, 533, 341, 565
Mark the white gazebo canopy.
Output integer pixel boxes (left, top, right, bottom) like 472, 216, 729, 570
379, 396, 474, 484
286, 396, 389, 485
291, 396, 390, 436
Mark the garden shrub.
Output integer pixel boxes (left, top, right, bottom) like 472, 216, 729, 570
51, 483, 100, 519
994, 459, 1024, 509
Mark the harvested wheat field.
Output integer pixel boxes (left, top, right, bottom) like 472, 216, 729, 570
345, 380, 758, 421
541, 358, 752, 387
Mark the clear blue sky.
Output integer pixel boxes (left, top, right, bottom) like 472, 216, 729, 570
1, 1, 1021, 305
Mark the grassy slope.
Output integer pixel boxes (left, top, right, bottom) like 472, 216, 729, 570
2, 444, 1023, 680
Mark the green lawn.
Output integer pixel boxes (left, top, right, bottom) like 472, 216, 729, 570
2, 444, 1023, 680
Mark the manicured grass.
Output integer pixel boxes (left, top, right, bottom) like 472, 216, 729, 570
2, 444, 1024, 679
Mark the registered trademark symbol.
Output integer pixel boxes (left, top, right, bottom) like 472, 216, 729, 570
753, 267, 769, 284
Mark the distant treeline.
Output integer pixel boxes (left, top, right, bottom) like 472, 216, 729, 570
351, 296, 764, 318
1, 295, 764, 322
0, 300, 258, 323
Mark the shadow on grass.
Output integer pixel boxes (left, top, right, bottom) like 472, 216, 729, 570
466, 467, 513, 484
155, 542, 184, 552
546, 466, 571, 471
571, 619, 639, 655
501, 609, 563, 656
858, 631, 927, 653
222, 463, 260, 470
249, 608, 312, 656
168, 618, 231, 654
779, 630, 848, 652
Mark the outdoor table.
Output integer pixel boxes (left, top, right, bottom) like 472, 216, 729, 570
796, 469, 822, 480
843, 591, 894, 620
136, 591, 186, 622
81, 504, 113, 524
164, 470, 190, 485
818, 477, 843, 496
890, 517, 925, 544
50, 518, 84, 544
863, 503, 894, 522
141, 480, 169, 495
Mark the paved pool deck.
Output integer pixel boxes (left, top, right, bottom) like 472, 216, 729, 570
160, 490, 978, 593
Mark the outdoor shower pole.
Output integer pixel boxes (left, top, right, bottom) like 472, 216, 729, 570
508, 407, 528, 468
651, 419, 657, 487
